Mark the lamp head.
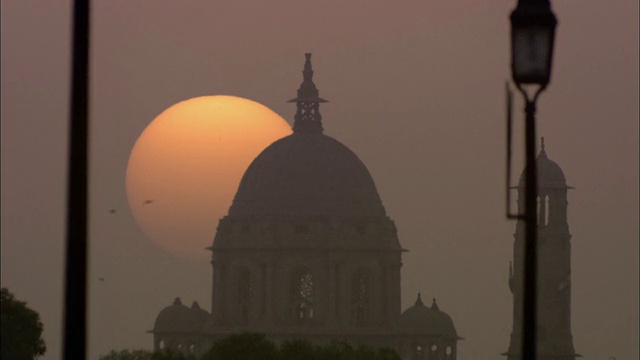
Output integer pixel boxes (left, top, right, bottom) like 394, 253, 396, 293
510, 0, 557, 87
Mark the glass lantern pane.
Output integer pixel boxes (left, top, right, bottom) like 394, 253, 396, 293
513, 27, 551, 83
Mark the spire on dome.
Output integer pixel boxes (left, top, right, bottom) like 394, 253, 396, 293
415, 293, 424, 306
173, 297, 182, 306
539, 136, 548, 159
431, 298, 440, 311
288, 53, 328, 134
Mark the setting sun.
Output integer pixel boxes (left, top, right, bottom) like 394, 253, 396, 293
126, 95, 292, 259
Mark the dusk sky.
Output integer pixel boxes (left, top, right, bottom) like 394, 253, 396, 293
1, 1, 638, 359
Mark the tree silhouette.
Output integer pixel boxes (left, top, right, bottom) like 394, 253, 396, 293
100, 334, 401, 360
99, 349, 152, 360
1, 288, 46, 360
201, 333, 401, 360
99, 349, 196, 360
201, 333, 279, 360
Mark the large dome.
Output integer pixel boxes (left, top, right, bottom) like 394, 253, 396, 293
228, 131, 385, 217
212, 53, 399, 251
227, 53, 385, 219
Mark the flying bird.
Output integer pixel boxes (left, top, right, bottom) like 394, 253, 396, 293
109, 209, 116, 214
98, 278, 105, 282
144, 200, 154, 205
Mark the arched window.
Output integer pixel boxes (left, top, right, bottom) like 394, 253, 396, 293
414, 344, 423, 360
351, 268, 371, 324
290, 267, 315, 320
537, 194, 550, 226
445, 345, 453, 358
237, 267, 253, 324
544, 195, 550, 226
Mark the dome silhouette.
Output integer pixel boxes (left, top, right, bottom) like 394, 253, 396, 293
229, 131, 385, 218
187, 302, 209, 332
519, 139, 568, 189
153, 298, 210, 334
153, 298, 192, 333
398, 295, 460, 339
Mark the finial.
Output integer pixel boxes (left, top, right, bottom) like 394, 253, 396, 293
303, 53, 313, 82
539, 137, 548, 158
173, 297, 182, 306
431, 298, 440, 311
288, 53, 328, 134
415, 293, 424, 306
192, 301, 200, 309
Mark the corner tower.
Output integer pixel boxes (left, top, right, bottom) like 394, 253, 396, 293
506, 139, 578, 359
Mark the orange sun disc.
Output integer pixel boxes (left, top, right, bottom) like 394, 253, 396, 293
126, 95, 292, 259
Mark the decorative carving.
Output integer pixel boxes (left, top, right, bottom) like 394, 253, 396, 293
290, 267, 315, 321
351, 268, 371, 324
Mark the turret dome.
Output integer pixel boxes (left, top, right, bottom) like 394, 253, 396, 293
519, 139, 568, 189
153, 298, 210, 333
187, 301, 210, 331
398, 295, 460, 339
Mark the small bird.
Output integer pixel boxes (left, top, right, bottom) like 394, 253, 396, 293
98, 278, 105, 282
109, 209, 116, 214
144, 200, 154, 205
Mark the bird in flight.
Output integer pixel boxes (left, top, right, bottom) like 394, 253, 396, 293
109, 209, 116, 214
144, 200, 154, 205
98, 278, 105, 282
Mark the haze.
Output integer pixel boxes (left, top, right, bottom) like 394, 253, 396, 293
1, 1, 637, 360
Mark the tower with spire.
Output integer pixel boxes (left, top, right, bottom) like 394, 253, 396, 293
506, 139, 578, 360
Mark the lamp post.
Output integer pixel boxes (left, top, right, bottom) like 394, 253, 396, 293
64, 1, 90, 359
509, 1, 557, 360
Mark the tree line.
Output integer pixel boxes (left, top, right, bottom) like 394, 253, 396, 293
100, 333, 401, 360
1, 287, 400, 360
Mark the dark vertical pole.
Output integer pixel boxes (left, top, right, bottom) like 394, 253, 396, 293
522, 99, 538, 360
63, 1, 90, 359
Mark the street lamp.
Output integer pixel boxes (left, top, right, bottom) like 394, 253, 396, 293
511, 0, 557, 88
509, 1, 557, 360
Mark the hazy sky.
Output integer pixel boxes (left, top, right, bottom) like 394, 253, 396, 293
1, 1, 638, 359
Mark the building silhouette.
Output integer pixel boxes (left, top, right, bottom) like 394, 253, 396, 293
149, 53, 461, 359
505, 140, 578, 359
